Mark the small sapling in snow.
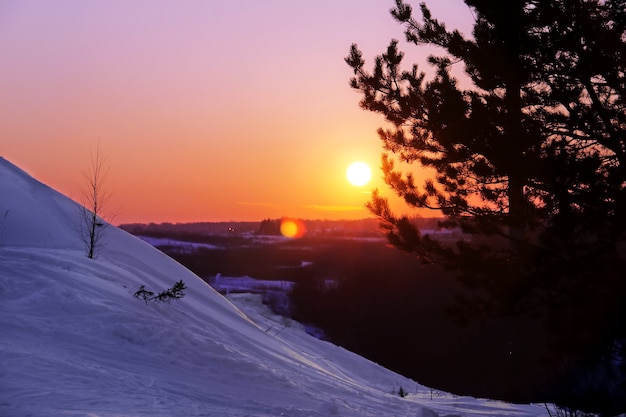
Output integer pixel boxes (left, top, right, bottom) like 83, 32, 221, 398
133, 285, 155, 304
134, 280, 187, 304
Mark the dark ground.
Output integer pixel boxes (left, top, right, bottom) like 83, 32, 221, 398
121, 223, 562, 404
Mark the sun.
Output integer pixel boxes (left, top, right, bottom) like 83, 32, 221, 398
346, 161, 372, 186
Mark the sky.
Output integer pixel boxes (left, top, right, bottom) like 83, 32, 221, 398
0, 0, 474, 224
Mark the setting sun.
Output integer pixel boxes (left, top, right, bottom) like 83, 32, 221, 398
346, 162, 372, 186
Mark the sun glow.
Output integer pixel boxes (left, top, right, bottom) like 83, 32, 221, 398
346, 162, 372, 186
280, 218, 306, 239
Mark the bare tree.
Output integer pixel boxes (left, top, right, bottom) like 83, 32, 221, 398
79, 141, 112, 259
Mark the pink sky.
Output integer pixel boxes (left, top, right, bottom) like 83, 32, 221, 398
0, 0, 473, 224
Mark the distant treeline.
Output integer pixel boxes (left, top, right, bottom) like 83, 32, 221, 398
119, 221, 260, 237
120, 217, 444, 239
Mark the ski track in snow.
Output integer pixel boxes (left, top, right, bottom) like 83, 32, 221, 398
0, 157, 550, 417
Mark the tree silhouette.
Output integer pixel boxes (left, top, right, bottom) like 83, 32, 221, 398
347, 0, 625, 412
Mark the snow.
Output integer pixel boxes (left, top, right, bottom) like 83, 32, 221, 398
210, 274, 294, 294
137, 236, 222, 252
0, 156, 550, 416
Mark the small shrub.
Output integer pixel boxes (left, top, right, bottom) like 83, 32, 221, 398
134, 280, 187, 304
391, 386, 408, 398
134, 285, 155, 304
544, 403, 597, 417
153, 280, 187, 302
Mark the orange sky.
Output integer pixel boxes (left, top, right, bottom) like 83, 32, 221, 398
0, 1, 473, 224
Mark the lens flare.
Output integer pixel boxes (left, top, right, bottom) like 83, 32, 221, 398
280, 218, 306, 238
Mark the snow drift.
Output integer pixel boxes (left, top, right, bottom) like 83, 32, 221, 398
0, 156, 547, 416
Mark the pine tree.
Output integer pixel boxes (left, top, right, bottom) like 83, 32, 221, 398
347, 0, 625, 412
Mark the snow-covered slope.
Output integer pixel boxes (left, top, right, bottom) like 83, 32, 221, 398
0, 157, 548, 417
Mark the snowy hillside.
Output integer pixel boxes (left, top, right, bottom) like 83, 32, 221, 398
0, 157, 548, 417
